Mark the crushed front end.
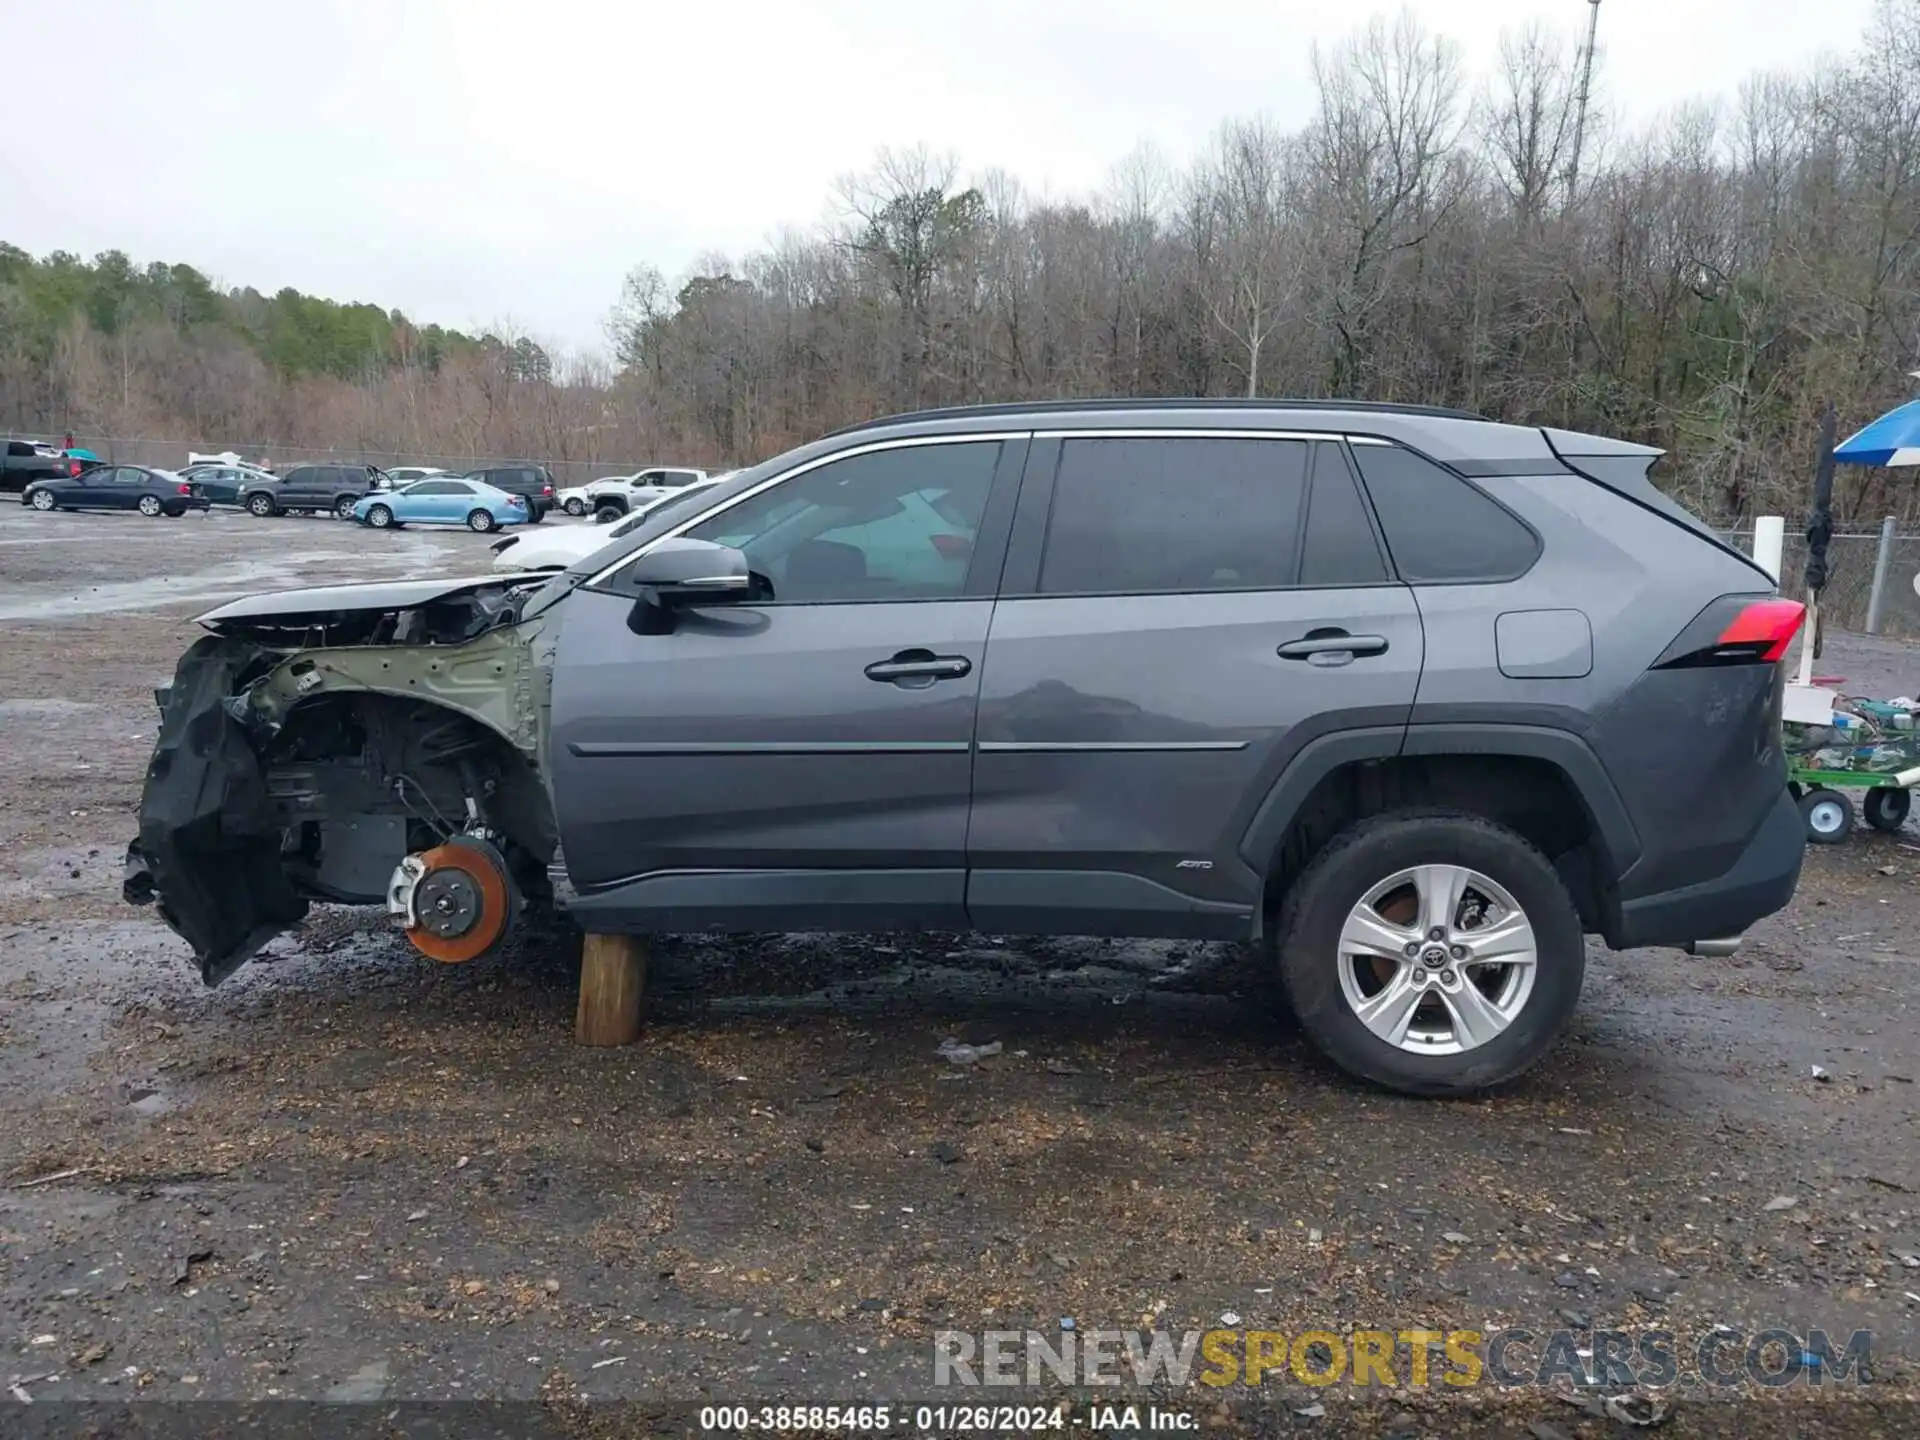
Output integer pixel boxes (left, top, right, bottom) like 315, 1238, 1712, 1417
124, 576, 559, 984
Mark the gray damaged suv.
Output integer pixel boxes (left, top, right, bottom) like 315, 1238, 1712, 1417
126, 399, 1806, 1095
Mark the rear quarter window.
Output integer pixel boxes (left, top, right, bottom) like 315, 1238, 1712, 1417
1349, 444, 1541, 582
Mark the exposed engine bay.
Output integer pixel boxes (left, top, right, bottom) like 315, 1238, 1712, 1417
124, 575, 561, 983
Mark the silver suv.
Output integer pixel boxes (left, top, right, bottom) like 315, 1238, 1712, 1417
126, 400, 1806, 1095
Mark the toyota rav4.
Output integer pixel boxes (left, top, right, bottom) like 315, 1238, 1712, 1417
125, 400, 1806, 1095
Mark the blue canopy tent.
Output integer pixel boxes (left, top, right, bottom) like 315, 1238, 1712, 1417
1799, 395, 1918, 676
1835, 399, 1920, 467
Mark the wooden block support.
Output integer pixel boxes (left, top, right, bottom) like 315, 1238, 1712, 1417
575, 933, 647, 1046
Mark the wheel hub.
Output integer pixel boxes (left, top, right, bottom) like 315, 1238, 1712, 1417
385, 835, 518, 964
413, 868, 482, 939
1335, 864, 1539, 1056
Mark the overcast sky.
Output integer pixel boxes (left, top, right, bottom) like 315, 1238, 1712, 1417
1, 0, 1875, 354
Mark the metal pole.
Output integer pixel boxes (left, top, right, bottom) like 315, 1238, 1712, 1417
1568, 0, 1602, 202
1866, 514, 1897, 635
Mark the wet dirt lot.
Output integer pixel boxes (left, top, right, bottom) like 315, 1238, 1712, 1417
3, 500, 1920, 1437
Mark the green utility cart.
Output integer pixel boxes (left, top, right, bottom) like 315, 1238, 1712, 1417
1787, 696, 1920, 842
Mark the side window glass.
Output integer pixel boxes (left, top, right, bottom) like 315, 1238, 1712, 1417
1038, 437, 1309, 595
1349, 444, 1541, 582
683, 442, 1000, 603
1301, 443, 1390, 586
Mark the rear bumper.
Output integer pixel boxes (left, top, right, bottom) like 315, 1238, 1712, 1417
1604, 787, 1804, 950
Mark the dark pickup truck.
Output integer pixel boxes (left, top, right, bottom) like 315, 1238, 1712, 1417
2, 440, 85, 492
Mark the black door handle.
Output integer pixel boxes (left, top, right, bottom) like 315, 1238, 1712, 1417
1277, 631, 1389, 661
865, 650, 973, 685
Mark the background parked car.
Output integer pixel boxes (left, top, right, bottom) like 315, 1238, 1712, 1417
461, 464, 556, 521
354, 475, 530, 532
3, 439, 85, 492
242, 463, 390, 519
492, 479, 720, 570
23, 465, 208, 517
385, 466, 447, 486
585, 466, 709, 519
180, 461, 280, 506
558, 472, 636, 516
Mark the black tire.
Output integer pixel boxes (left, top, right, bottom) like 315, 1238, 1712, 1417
334, 494, 359, 520
1273, 811, 1585, 1097
1865, 786, 1910, 833
366, 504, 394, 529
564, 497, 587, 517
137, 494, 163, 517
467, 508, 498, 533
594, 504, 623, 525
526, 506, 546, 524
1800, 787, 1853, 844
246, 492, 276, 517
163, 504, 185, 518
29, 489, 55, 512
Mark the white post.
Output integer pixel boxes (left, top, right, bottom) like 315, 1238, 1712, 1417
1753, 515, 1785, 587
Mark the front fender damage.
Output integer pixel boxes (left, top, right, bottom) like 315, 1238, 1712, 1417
123, 636, 309, 984
125, 592, 553, 985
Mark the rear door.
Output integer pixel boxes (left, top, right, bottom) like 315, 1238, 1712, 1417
549, 434, 1026, 932
966, 433, 1424, 936
101, 467, 148, 510
401, 479, 454, 522
436, 479, 480, 522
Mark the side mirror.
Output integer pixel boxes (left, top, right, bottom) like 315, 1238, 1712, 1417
624, 537, 755, 633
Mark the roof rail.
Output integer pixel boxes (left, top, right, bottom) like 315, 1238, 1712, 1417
826, 396, 1487, 436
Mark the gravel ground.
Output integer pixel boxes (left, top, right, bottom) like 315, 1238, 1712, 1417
2, 502, 1919, 1437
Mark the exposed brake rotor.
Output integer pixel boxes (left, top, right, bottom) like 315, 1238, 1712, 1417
387, 834, 518, 964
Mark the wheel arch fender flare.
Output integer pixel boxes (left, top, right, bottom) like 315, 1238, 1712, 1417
1236, 723, 1643, 882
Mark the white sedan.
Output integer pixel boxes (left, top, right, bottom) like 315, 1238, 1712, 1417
490, 481, 720, 571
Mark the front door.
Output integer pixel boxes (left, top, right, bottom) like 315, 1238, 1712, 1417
966, 434, 1425, 937
549, 435, 1026, 933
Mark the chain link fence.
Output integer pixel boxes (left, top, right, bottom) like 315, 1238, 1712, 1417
1720, 526, 1920, 639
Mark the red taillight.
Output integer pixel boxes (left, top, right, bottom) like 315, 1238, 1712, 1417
178, 483, 193, 496
1716, 598, 1805, 663
1655, 595, 1806, 669
68, 460, 80, 477
542, 484, 554, 496
929, 533, 973, 560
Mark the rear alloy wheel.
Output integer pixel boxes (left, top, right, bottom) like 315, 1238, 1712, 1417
334, 495, 358, 520
29, 489, 55, 511
365, 503, 394, 529
595, 505, 623, 525
1273, 812, 1584, 1096
564, 497, 587, 517
137, 494, 164, 517
467, 508, 498, 533
1865, 786, 1911, 833
1800, 787, 1854, 844
246, 492, 276, 517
